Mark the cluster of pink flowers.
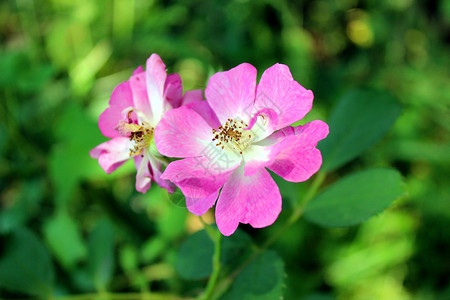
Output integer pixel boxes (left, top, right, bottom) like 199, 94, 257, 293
91, 54, 329, 236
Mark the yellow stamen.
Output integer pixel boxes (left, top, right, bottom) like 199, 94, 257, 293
115, 121, 154, 157
212, 118, 253, 155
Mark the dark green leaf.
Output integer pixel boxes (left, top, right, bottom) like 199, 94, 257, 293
221, 250, 285, 300
302, 293, 335, 300
175, 229, 252, 280
304, 168, 405, 227
221, 229, 253, 263
0, 122, 6, 156
0, 179, 43, 234
175, 230, 213, 280
87, 219, 115, 291
0, 51, 53, 92
0, 228, 54, 297
319, 89, 401, 171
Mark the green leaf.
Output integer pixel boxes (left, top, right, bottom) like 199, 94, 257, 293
221, 250, 285, 300
87, 219, 115, 291
156, 203, 187, 240
49, 103, 105, 205
175, 229, 252, 280
221, 229, 253, 263
141, 236, 167, 263
119, 244, 138, 272
319, 89, 401, 171
43, 210, 87, 270
0, 228, 54, 297
175, 230, 213, 280
304, 168, 404, 227
0, 52, 53, 92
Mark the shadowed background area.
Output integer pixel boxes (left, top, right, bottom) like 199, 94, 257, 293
0, 0, 449, 299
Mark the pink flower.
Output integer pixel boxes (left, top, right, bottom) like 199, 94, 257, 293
90, 54, 202, 193
155, 63, 329, 235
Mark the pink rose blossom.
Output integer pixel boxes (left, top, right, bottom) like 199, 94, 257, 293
155, 63, 329, 235
90, 54, 202, 193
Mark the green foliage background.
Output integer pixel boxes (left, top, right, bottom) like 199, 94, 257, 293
0, 0, 449, 299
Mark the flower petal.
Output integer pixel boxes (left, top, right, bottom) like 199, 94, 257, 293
185, 100, 221, 129
205, 63, 257, 124
155, 106, 215, 158
98, 108, 122, 139
98, 81, 134, 138
245, 108, 279, 142
242, 144, 271, 176
90, 137, 131, 173
256, 63, 313, 130
256, 126, 296, 147
153, 156, 177, 193
161, 157, 238, 199
132, 153, 175, 193
164, 73, 183, 109
267, 120, 329, 182
215, 166, 282, 236
130, 71, 153, 122
135, 154, 151, 193
146, 54, 167, 123
182, 89, 204, 105
186, 189, 220, 216
133, 66, 144, 75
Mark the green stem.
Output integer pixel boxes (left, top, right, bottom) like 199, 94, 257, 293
200, 227, 223, 300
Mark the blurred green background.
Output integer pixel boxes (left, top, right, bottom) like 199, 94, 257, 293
0, 0, 449, 299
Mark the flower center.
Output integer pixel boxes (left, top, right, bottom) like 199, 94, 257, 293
212, 118, 253, 154
116, 121, 154, 157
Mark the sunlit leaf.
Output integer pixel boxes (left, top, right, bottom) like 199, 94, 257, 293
304, 168, 405, 227
326, 211, 415, 287
141, 237, 167, 263
319, 89, 401, 171
43, 210, 87, 270
119, 244, 138, 272
157, 204, 187, 240
70, 40, 112, 96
